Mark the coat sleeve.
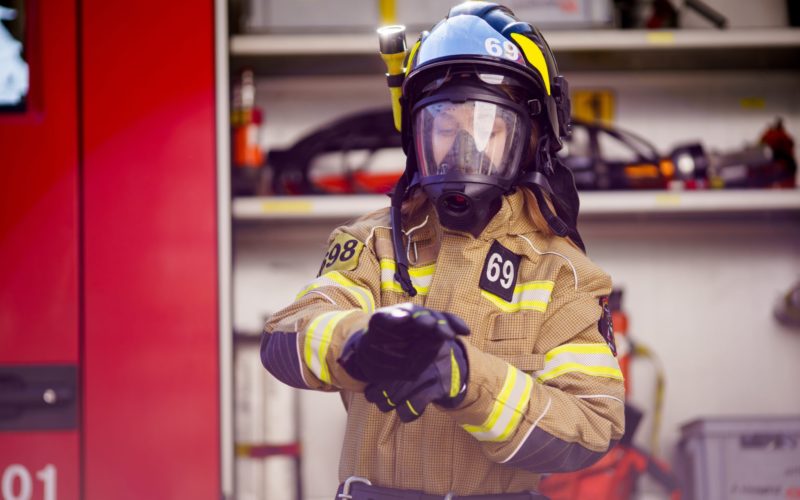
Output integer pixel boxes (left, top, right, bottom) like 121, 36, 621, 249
261, 226, 382, 393
441, 264, 625, 473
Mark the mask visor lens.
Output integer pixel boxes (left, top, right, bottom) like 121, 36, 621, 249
414, 99, 526, 179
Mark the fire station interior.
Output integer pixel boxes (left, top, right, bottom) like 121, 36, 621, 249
229, 1, 799, 499
1, 0, 799, 499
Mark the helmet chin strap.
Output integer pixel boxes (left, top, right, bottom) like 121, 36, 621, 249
390, 150, 418, 297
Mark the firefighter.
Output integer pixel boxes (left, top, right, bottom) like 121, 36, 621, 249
261, 2, 625, 498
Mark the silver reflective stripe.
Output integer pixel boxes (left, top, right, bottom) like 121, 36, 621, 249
462, 364, 533, 442
480, 280, 554, 312
517, 282, 554, 308
535, 343, 623, 383
379, 259, 435, 295
303, 310, 358, 384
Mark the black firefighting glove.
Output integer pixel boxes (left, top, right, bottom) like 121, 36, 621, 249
337, 303, 469, 383
364, 337, 469, 423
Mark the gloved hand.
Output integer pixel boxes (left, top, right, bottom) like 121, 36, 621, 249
364, 337, 468, 423
338, 303, 469, 382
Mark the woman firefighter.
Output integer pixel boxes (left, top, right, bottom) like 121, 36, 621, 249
261, 2, 625, 498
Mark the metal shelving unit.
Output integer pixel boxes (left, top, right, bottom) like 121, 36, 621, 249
228, 18, 800, 500
233, 190, 800, 221
231, 29, 800, 55
230, 28, 800, 74
229, 28, 800, 219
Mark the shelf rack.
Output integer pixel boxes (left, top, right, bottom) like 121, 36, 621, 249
233, 190, 800, 221
230, 28, 800, 74
231, 29, 800, 55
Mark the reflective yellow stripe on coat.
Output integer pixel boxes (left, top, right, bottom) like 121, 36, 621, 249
535, 343, 623, 383
297, 271, 375, 313
481, 280, 555, 313
462, 364, 533, 442
303, 310, 359, 384
380, 259, 435, 295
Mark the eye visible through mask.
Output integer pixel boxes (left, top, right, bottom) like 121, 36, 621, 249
415, 99, 526, 180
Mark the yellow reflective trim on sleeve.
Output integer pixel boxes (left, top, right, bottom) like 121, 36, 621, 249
295, 271, 376, 313
462, 366, 516, 436
406, 401, 419, 416
510, 33, 551, 95
536, 363, 624, 383
496, 373, 533, 441
303, 310, 358, 384
545, 343, 614, 361
462, 364, 532, 442
303, 314, 325, 380
535, 343, 623, 383
325, 272, 376, 313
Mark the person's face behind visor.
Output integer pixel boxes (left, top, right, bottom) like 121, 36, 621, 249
415, 99, 526, 180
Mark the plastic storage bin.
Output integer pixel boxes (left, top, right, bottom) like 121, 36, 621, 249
678, 416, 800, 500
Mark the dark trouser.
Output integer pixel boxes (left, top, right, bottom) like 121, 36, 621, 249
335, 477, 549, 500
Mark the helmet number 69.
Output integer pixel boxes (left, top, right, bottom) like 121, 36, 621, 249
486, 252, 515, 289
484, 38, 520, 61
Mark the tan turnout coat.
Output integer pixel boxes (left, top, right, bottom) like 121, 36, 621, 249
263, 190, 625, 496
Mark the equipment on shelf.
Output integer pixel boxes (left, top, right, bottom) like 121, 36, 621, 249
703, 118, 797, 189
231, 68, 268, 196
615, 0, 727, 29
562, 117, 798, 191
759, 117, 797, 188
560, 118, 680, 190
646, 0, 727, 29
774, 280, 800, 329
268, 108, 403, 195
255, 109, 798, 196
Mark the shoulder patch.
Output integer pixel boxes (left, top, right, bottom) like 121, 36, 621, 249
598, 296, 617, 356
479, 241, 521, 302
318, 233, 364, 276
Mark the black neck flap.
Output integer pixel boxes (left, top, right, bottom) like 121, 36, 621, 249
520, 146, 586, 253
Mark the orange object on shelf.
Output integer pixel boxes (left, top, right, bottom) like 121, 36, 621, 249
233, 107, 264, 168
232, 68, 265, 169
312, 171, 402, 195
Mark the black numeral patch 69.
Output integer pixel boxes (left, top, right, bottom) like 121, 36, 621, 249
317, 233, 364, 276
479, 241, 520, 302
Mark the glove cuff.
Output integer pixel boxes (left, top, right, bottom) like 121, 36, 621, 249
435, 339, 469, 409
337, 329, 368, 382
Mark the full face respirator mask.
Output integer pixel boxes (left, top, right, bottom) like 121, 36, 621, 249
411, 81, 532, 236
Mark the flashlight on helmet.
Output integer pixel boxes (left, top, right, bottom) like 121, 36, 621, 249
377, 24, 407, 132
